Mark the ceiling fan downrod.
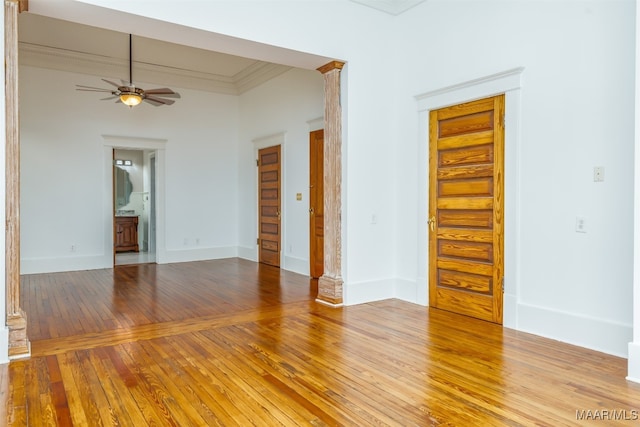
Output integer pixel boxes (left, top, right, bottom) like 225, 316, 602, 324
128, 34, 133, 87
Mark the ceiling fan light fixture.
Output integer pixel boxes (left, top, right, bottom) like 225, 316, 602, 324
120, 92, 142, 107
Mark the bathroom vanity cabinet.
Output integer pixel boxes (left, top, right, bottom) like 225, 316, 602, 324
115, 216, 139, 252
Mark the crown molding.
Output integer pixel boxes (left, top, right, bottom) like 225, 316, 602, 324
234, 61, 291, 94
349, 0, 427, 15
19, 42, 292, 95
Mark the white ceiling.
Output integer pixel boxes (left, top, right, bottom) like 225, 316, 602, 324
19, 0, 427, 95
18, 13, 293, 95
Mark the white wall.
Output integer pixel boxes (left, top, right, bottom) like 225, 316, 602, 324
630, 0, 640, 382
237, 68, 324, 274
392, 0, 635, 357
21, 0, 637, 358
20, 65, 323, 275
20, 65, 240, 272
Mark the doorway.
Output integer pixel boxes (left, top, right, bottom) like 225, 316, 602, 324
309, 129, 324, 278
257, 145, 282, 267
113, 148, 157, 266
102, 135, 166, 268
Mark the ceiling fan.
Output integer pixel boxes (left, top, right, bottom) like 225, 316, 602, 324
76, 34, 180, 107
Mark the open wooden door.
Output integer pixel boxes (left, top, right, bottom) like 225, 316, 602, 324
429, 95, 505, 324
309, 130, 324, 278
258, 145, 281, 267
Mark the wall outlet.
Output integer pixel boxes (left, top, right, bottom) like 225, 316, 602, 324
70, 244, 77, 252
575, 216, 587, 233
593, 166, 605, 182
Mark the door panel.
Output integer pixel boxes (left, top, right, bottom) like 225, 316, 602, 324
429, 95, 504, 324
258, 145, 281, 267
309, 130, 324, 278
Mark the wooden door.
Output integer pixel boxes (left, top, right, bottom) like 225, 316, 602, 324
429, 95, 505, 324
258, 145, 281, 267
309, 130, 324, 278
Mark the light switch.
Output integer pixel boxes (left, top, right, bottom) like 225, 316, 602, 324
296, 193, 302, 201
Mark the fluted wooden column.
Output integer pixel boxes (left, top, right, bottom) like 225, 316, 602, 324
316, 61, 344, 306
5, 0, 30, 358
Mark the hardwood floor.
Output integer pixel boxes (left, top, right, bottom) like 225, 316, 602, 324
3, 258, 639, 425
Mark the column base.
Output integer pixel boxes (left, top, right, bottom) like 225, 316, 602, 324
317, 275, 343, 306
8, 310, 30, 359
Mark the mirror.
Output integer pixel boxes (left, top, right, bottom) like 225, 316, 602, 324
114, 166, 133, 209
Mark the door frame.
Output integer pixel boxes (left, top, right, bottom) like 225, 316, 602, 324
148, 153, 157, 255
102, 135, 167, 267
252, 132, 286, 267
416, 68, 524, 329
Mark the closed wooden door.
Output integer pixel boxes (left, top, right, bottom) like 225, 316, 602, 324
309, 129, 324, 278
258, 145, 281, 267
429, 95, 505, 324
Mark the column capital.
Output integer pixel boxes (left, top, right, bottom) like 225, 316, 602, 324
5, 0, 28, 13
317, 61, 345, 75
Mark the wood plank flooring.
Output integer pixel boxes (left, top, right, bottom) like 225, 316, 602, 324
2, 258, 639, 425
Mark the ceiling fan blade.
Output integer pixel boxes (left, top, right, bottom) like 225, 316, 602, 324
102, 79, 121, 88
76, 84, 112, 91
145, 88, 178, 96
76, 88, 114, 93
148, 92, 181, 99
145, 96, 174, 106
100, 96, 118, 101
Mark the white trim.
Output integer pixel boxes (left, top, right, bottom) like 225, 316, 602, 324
237, 245, 257, 262
416, 67, 525, 110
21, 255, 107, 274
252, 132, 286, 150
0, 327, 9, 364
344, 278, 395, 305
516, 302, 631, 358
253, 132, 286, 267
348, 0, 427, 16
102, 135, 167, 265
283, 255, 309, 276
103, 135, 168, 150
394, 278, 418, 303
628, 342, 640, 383
163, 246, 237, 264
415, 68, 524, 330
307, 116, 324, 132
